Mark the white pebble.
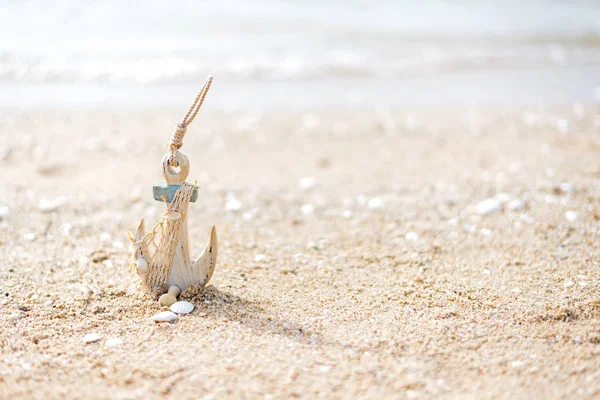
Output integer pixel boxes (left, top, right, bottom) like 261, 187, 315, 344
23, 233, 36, 241
306, 241, 319, 250
479, 228, 493, 237
367, 197, 384, 210
225, 197, 242, 212
151, 311, 178, 323
254, 254, 266, 263
556, 118, 570, 134
99, 232, 111, 242
559, 182, 575, 193
565, 211, 578, 222
476, 198, 501, 215
301, 204, 314, 215
242, 211, 254, 221
83, 333, 102, 344
405, 232, 419, 242
513, 221, 523, 230
574, 336, 583, 344
39, 198, 62, 213
520, 214, 535, 224
79, 256, 90, 265
507, 199, 524, 211
105, 338, 123, 348
564, 280, 575, 288
0, 206, 10, 220
297, 176, 316, 191
342, 210, 353, 219
463, 223, 477, 233
59, 223, 73, 236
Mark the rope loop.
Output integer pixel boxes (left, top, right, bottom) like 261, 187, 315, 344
167, 123, 187, 153
165, 76, 213, 152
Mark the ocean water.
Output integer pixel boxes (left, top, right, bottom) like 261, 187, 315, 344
2, 0, 600, 108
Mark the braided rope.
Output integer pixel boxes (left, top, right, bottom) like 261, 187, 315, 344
167, 76, 213, 153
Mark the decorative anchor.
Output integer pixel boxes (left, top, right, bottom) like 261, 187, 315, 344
128, 76, 218, 298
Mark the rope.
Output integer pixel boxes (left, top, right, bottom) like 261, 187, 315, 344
141, 182, 197, 290
167, 76, 213, 153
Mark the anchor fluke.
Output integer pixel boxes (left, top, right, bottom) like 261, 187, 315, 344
134, 218, 146, 242
130, 218, 150, 276
192, 225, 218, 286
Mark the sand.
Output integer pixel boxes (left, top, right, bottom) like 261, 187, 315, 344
0, 106, 599, 399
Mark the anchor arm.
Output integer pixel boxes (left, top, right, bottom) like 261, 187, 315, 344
129, 218, 150, 276
191, 225, 218, 286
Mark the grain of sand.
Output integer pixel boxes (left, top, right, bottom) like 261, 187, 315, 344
0, 107, 599, 399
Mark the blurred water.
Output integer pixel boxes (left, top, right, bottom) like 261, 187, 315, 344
2, 0, 600, 107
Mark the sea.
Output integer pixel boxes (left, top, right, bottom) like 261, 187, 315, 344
2, 0, 600, 109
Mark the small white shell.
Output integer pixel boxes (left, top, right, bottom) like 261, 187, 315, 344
151, 311, 178, 322
136, 257, 148, 273
83, 333, 102, 344
170, 301, 194, 315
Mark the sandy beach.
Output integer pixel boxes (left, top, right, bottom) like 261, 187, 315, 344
0, 105, 599, 399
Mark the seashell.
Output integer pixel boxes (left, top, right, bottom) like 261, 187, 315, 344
170, 301, 194, 314
151, 311, 178, 323
136, 257, 148, 273
165, 210, 182, 220
83, 333, 102, 344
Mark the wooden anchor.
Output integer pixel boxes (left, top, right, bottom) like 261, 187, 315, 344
128, 77, 218, 295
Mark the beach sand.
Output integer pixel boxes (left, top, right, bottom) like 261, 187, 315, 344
0, 106, 599, 399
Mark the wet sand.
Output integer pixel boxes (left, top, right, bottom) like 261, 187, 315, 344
0, 106, 599, 399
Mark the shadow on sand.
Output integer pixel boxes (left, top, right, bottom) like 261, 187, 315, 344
181, 285, 324, 345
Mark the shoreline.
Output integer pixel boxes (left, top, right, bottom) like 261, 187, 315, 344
4, 65, 600, 110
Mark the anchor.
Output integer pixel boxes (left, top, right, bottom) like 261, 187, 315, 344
128, 76, 218, 297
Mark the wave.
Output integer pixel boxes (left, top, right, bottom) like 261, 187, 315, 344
2, 42, 600, 84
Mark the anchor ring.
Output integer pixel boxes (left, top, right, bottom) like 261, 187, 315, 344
162, 151, 190, 185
